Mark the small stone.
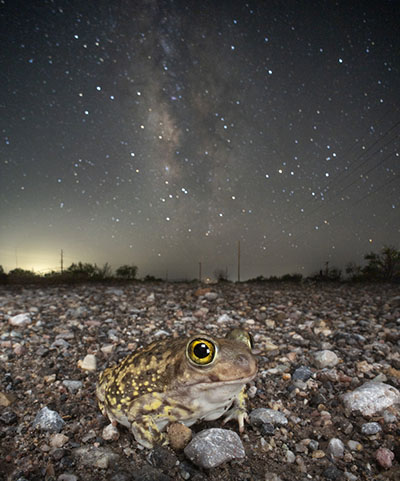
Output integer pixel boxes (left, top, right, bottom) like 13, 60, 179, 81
9, 313, 32, 326
184, 428, 245, 469
58, 475, 78, 481
361, 422, 382, 435
344, 473, 358, 481
286, 450, 296, 463
0, 391, 15, 407
260, 422, 275, 436
292, 366, 313, 382
342, 381, 400, 416
312, 450, 326, 459
146, 292, 155, 303
167, 422, 192, 451
50, 433, 69, 448
0, 411, 18, 425
63, 380, 83, 394
327, 438, 345, 458
102, 423, 120, 441
73, 446, 120, 469
382, 410, 397, 423
100, 344, 114, 354
204, 292, 218, 301
78, 354, 97, 371
217, 313, 232, 323
323, 466, 343, 480
347, 440, 362, 451
250, 408, 288, 426
375, 447, 394, 469
314, 350, 339, 369
33, 407, 65, 433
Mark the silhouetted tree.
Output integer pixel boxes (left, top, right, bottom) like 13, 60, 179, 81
214, 268, 228, 282
363, 246, 400, 281
116, 264, 138, 280
345, 262, 362, 280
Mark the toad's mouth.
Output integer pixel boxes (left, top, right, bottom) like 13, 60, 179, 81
186, 371, 257, 388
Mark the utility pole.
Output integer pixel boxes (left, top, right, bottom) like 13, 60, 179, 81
166, 270, 168, 282
15, 248, 18, 268
198, 261, 202, 282
61, 249, 64, 273
237, 240, 241, 283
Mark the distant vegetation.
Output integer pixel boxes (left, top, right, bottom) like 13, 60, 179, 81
0, 246, 399, 285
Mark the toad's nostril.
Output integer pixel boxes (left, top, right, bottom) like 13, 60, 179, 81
236, 354, 250, 367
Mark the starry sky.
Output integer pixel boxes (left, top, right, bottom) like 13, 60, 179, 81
1, 0, 399, 280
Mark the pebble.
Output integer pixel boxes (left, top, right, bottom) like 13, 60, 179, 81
204, 292, 218, 301
342, 381, 400, 416
0, 391, 15, 407
9, 313, 32, 326
312, 450, 325, 459
286, 450, 296, 463
146, 292, 155, 303
327, 438, 345, 458
292, 366, 313, 382
0, 411, 18, 424
361, 422, 382, 435
78, 354, 97, 371
375, 447, 394, 469
58, 475, 78, 481
33, 406, 65, 433
102, 423, 120, 441
217, 313, 232, 323
62, 380, 83, 394
184, 428, 245, 469
347, 440, 362, 451
50, 433, 69, 448
250, 408, 288, 426
73, 446, 120, 469
314, 350, 339, 368
323, 466, 343, 480
167, 422, 192, 450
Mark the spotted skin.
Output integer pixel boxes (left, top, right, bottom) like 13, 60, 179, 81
96, 330, 257, 448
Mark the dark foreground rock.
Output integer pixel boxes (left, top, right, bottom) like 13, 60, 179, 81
0, 282, 399, 480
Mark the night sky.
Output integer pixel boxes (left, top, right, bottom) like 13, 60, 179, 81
1, 0, 399, 280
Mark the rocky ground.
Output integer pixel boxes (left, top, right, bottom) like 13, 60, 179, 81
0, 282, 399, 481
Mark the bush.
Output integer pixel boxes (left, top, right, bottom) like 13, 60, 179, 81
116, 264, 138, 280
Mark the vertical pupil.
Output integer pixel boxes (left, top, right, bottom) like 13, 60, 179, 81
194, 342, 210, 358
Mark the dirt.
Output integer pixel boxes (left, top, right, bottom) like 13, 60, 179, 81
0, 282, 399, 480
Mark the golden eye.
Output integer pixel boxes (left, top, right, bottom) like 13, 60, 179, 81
187, 338, 216, 365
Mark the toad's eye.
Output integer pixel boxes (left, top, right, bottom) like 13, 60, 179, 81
187, 338, 216, 365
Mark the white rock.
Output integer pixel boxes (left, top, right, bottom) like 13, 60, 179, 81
327, 437, 344, 458
146, 292, 155, 303
63, 380, 83, 394
314, 350, 339, 369
78, 354, 97, 371
9, 313, 32, 326
102, 423, 120, 441
250, 408, 288, 426
217, 314, 232, 323
184, 428, 245, 468
342, 381, 400, 416
58, 475, 78, 481
33, 406, 65, 433
50, 433, 69, 448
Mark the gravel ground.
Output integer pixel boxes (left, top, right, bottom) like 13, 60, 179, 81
1, 282, 399, 481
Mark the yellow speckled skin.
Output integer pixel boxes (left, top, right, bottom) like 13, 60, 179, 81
96, 329, 257, 448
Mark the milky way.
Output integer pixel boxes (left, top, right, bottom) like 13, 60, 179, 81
1, 0, 399, 280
